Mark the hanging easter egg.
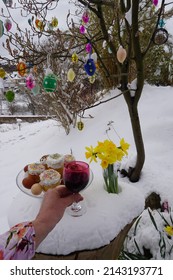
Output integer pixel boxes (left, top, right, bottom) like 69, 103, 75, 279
159, 19, 165, 28
28, 18, 32, 26
35, 19, 44, 31
108, 47, 112, 54
33, 65, 37, 73
84, 58, 96, 76
95, 62, 99, 69
4, 19, 12, 32
31, 84, 40, 95
50, 17, 58, 28
17, 61, 27, 77
26, 74, 36, 90
102, 40, 107, 49
43, 71, 57, 93
47, 22, 53, 31
67, 68, 76, 82
89, 75, 96, 84
77, 121, 84, 131
117, 46, 127, 64
0, 68, 6, 79
153, 0, 158, 6
0, 20, 4, 38
86, 43, 92, 53
91, 52, 97, 63
72, 52, 78, 63
5, 90, 15, 102
82, 11, 89, 24
26, 61, 33, 70
3, 0, 13, 7
153, 28, 168, 45
79, 25, 85, 34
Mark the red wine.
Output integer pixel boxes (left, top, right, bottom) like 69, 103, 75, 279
63, 161, 89, 193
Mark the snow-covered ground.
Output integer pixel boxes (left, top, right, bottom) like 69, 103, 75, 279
0, 84, 173, 258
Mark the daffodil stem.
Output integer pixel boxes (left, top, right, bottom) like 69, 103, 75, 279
103, 164, 119, 194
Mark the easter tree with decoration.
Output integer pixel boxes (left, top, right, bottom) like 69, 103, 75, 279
0, 1, 102, 133
80, 0, 168, 182
0, 0, 173, 182
64, 0, 173, 182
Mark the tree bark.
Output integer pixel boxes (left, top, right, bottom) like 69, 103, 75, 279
126, 99, 145, 182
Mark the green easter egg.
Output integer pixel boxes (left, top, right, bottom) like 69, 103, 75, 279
31, 84, 40, 95
5, 90, 15, 102
0, 20, 4, 38
43, 75, 57, 93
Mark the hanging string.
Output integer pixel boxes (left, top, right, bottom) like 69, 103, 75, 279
47, 53, 51, 68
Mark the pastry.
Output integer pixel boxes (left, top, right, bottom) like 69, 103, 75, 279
39, 169, 61, 191
40, 154, 49, 168
46, 153, 64, 176
28, 163, 46, 183
64, 154, 75, 165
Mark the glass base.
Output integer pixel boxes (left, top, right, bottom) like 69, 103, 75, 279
67, 201, 87, 217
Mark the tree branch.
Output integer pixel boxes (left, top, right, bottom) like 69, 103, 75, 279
142, 0, 166, 57
81, 91, 124, 112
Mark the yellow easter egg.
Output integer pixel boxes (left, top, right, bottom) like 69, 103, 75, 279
67, 68, 75, 82
0, 68, 6, 79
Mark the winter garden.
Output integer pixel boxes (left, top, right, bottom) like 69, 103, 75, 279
0, 0, 173, 260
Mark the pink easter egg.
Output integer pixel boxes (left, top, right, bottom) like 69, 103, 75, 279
86, 43, 92, 53
79, 25, 85, 34
26, 75, 36, 90
4, 19, 12, 31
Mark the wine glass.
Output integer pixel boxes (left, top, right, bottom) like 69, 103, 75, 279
63, 161, 91, 216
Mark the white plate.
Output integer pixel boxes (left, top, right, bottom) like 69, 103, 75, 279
16, 169, 94, 198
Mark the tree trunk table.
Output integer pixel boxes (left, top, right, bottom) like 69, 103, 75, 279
33, 219, 136, 260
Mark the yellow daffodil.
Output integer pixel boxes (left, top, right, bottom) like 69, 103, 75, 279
116, 148, 124, 161
120, 138, 130, 155
85, 138, 130, 168
85, 145, 97, 163
85, 138, 130, 194
164, 225, 173, 236
100, 160, 109, 169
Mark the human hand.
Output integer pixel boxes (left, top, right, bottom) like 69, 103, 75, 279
32, 185, 83, 247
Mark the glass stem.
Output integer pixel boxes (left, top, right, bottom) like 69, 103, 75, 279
71, 201, 82, 212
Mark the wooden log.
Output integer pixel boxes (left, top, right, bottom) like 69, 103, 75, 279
33, 218, 136, 260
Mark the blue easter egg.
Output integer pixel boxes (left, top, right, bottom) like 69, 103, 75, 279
84, 58, 96, 76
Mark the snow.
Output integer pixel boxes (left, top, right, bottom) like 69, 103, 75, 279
0, 84, 173, 258
124, 208, 173, 260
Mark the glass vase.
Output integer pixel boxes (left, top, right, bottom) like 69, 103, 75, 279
103, 163, 119, 194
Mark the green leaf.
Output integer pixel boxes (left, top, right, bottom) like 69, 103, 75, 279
134, 216, 142, 236
169, 244, 173, 255
134, 238, 142, 255
148, 208, 158, 231
157, 210, 169, 226
119, 250, 147, 260
5, 232, 13, 248
170, 212, 173, 225
159, 233, 166, 258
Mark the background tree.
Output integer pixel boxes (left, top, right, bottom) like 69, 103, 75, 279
0, 0, 173, 182
67, 0, 173, 181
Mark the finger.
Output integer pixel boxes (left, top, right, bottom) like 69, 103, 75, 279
55, 185, 73, 197
62, 193, 83, 207
74, 193, 84, 202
